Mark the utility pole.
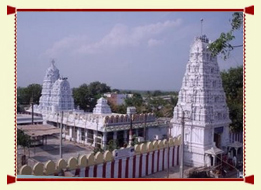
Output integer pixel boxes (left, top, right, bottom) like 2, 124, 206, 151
30, 91, 34, 124
31, 101, 34, 124
59, 111, 64, 158
167, 121, 171, 178
129, 114, 133, 146
180, 111, 185, 178
143, 114, 147, 141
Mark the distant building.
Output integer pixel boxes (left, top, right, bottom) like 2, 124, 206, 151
104, 92, 133, 106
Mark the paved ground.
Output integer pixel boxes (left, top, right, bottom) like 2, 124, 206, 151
143, 166, 193, 178
17, 135, 94, 173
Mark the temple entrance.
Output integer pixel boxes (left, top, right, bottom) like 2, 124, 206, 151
214, 127, 223, 148
214, 133, 221, 148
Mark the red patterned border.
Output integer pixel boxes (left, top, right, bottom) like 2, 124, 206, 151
7, 5, 254, 185
243, 13, 246, 178
14, 13, 18, 178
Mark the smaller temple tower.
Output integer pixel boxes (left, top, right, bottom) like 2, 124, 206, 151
50, 77, 74, 113
93, 97, 112, 114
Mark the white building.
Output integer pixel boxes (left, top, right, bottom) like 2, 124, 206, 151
26, 62, 167, 148
171, 35, 231, 167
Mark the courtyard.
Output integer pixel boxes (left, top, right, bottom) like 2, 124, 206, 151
17, 135, 94, 173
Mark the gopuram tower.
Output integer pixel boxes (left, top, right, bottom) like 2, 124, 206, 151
171, 35, 231, 167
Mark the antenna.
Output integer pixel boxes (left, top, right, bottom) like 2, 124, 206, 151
200, 18, 203, 36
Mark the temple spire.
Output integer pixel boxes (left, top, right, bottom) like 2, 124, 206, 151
200, 18, 203, 36
51, 59, 55, 67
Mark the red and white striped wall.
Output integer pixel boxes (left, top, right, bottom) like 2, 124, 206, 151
74, 145, 180, 178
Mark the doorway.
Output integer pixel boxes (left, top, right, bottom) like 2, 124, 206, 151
214, 133, 221, 148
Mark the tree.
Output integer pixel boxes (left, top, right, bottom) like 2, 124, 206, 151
17, 84, 42, 108
208, 12, 243, 60
221, 66, 243, 132
72, 82, 111, 112
152, 90, 162, 97
125, 93, 143, 108
17, 130, 31, 157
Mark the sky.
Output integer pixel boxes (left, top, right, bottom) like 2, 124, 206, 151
17, 11, 243, 91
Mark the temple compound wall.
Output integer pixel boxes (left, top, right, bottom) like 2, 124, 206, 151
19, 138, 181, 178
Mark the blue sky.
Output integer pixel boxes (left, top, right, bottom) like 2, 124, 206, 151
17, 11, 243, 91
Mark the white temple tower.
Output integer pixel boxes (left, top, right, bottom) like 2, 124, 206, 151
171, 35, 231, 167
38, 60, 60, 112
50, 78, 74, 113
36, 60, 74, 115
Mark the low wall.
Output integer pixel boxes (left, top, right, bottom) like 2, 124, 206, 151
19, 137, 181, 178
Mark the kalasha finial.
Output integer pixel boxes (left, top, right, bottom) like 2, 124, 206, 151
51, 59, 55, 65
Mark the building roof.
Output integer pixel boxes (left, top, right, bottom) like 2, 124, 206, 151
17, 124, 60, 137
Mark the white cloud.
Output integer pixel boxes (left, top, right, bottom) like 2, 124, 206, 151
46, 19, 182, 56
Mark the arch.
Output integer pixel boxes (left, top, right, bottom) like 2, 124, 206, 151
86, 153, 95, 166
19, 165, 32, 175
67, 157, 78, 170
78, 155, 88, 167
104, 150, 113, 162
152, 140, 159, 150
33, 162, 44, 176
158, 140, 164, 149
110, 116, 114, 123
115, 115, 119, 123
105, 116, 110, 123
146, 142, 153, 152
57, 159, 67, 171
124, 115, 127, 122
162, 139, 167, 147
44, 160, 56, 175
95, 152, 104, 164
140, 143, 146, 153
120, 115, 124, 123
134, 144, 141, 154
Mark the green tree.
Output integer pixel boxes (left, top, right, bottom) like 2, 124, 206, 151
17, 130, 31, 155
125, 93, 143, 107
208, 12, 243, 60
17, 84, 42, 110
221, 66, 243, 132
73, 82, 111, 112
152, 90, 162, 97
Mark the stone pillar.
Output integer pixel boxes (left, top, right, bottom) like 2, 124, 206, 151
69, 127, 73, 141
85, 129, 88, 144
76, 128, 80, 142
102, 132, 107, 148
93, 130, 97, 147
